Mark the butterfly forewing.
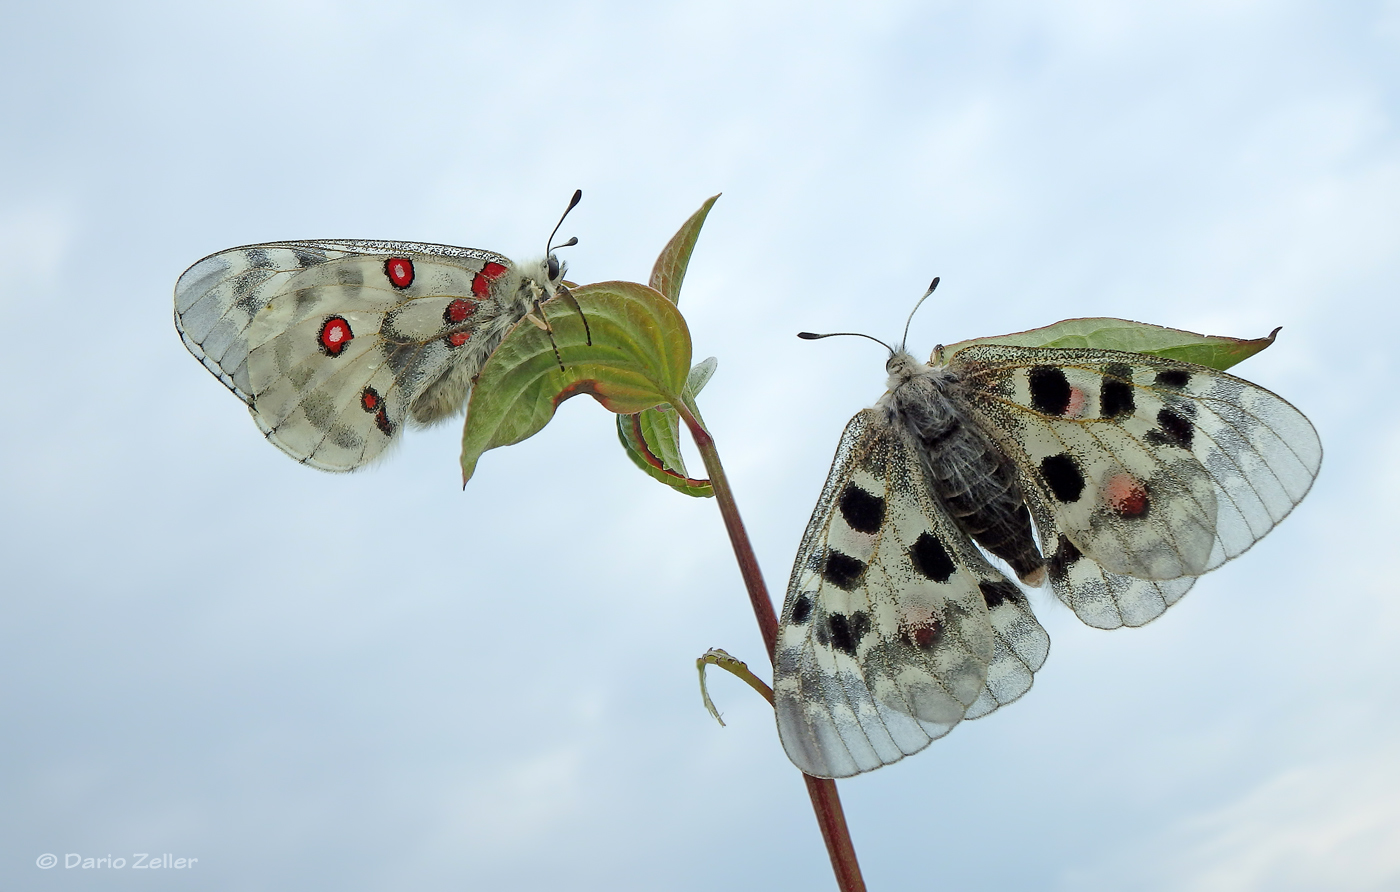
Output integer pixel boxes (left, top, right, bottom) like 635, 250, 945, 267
175, 239, 541, 471
775, 409, 1045, 778
954, 345, 1321, 584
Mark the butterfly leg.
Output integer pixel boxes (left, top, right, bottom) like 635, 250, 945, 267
556, 285, 593, 346
525, 302, 567, 371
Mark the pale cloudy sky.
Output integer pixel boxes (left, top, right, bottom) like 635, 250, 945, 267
2, 2, 1398, 890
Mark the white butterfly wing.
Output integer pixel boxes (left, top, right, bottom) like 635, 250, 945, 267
954, 345, 1322, 627
775, 409, 1047, 778
963, 579, 1050, 720
175, 241, 517, 471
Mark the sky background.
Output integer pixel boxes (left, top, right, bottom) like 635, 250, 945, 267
2, 1, 1397, 890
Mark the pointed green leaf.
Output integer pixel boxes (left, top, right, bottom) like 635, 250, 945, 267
616, 195, 722, 496
942, 317, 1280, 371
650, 194, 720, 304
461, 281, 692, 485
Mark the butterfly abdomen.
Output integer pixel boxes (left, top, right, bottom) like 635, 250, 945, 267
881, 354, 1046, 586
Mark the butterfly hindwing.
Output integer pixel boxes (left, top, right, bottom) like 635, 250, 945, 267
775, 409, 1046, 778
175, 240, 547, 471
963, 577, 1050, 720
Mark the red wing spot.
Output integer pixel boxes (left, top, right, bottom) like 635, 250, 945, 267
471, 262, 510, 297
319, 316, 353, 356
443, 298, 476, 324
374, 408, 393, 436
447, 331, 470, 347
384, 257, 415, 289
361, 387, 381, 412
1104, 473, 1150, 518
912, 622, 942, 650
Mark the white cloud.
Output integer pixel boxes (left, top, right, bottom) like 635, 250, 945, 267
1066, 743, 1400, 891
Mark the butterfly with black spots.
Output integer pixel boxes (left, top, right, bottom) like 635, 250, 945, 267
776, 295, 1321, 778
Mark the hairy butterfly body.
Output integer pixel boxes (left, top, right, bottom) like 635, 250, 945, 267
776, 316, 1321, 778
176, 237, 571, 472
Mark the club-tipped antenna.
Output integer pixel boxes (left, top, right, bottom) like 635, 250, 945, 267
547, 189, 583, 257
796, 330, 895, 354
899, 276, 940, 352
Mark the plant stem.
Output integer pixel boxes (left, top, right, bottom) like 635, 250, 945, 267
677, 404, 867, 892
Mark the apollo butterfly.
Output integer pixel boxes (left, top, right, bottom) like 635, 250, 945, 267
775, 282, 1322, 777
174, 192, 584, 471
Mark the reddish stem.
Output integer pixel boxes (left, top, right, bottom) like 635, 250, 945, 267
678, 404, 866, 892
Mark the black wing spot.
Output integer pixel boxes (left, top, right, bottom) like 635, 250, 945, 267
1029, 366, 1072, 416
1040, 453, 1086, 503
1145, 408, 1194, 448
335, 266, 365, 286
1047, 534, 1082, 580
1155, 368, 1192, 389
828, 612, 871, 656
790, 593, 814, 625
1100, 363, 1135, 418
822, 550, 866, 591
910, 532, 955, 583
978, 579, 1021, 609
838, 485, 886, 534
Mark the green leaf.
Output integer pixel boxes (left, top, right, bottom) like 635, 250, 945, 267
942, 317, 1280, 371
461, 281, 693, 485
650, 194, 720, 304
614, 195, 722, 497
615, 357, 717, 498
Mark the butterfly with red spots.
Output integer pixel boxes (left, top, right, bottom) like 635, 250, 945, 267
775, 284, 1322, 778
175, 193, 583, 471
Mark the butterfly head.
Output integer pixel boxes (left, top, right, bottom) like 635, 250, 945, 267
798, 276, 945, 389
884, 349, 924, 384
525, 254, 568, 295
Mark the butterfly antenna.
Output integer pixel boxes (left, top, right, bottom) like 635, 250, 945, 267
899, 277, 940, 353
547, 189, 583, 256
796, 330, 896, 355
543, 189, 590, 347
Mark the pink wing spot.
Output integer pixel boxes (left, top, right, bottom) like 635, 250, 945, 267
1104, 473, 1150, 518
319, 316, 353, 356
898, 606, 944, 650
444, 298, 476, 324
1066, 386, 1087, 418
384, 257, 415, 289
447, 331, 470, 347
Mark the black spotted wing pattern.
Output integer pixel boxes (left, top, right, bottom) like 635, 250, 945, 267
953, 345, 1322, 628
